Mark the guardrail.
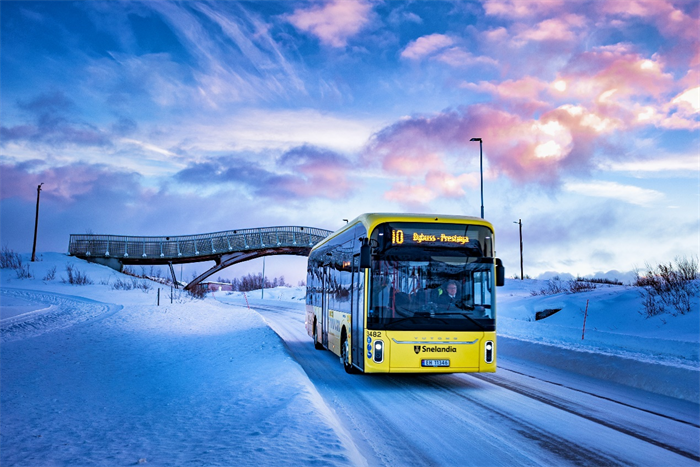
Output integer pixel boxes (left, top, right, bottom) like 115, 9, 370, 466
68, 226, 332, 262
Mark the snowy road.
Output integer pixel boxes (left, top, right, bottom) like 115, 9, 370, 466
230, 298, 700, 467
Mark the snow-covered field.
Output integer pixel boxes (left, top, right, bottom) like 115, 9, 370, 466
1, 253, 698, 466
1, 254, 362, 466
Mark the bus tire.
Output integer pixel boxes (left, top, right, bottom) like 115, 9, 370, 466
341, 330, 358, 374
313, 319, 324, 350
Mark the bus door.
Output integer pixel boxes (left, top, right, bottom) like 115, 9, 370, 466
351, 254, 365, 371
322, 265, 330, 348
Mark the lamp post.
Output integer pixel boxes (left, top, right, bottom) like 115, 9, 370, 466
514, 219, 523, 280
31, 183, 44, 262
469, 138, 484, 219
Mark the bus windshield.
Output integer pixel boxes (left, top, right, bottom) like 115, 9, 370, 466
368, 222, 496, 332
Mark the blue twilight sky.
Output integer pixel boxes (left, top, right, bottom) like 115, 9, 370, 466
1, 0, 698, 285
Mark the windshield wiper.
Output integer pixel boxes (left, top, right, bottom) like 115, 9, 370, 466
434, 312, 486, 331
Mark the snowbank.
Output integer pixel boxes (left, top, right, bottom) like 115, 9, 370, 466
1, 253, 364, 467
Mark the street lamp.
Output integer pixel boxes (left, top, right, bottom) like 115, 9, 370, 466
514, 219, 523, 280
469, 138, 484, 219
31, 183, 44, 262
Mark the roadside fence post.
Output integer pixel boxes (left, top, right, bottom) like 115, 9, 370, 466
244, 292, 250, 309
157, 288, 160, 306
581, 299, 589, 340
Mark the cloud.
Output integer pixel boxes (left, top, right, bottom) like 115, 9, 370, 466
1, 91, 112, 148
277, 145, 355, 198
433, 47, 498, 68
364, 105, 596, 185
513, 14, 587, 44
597, 0, 699, 41
285, 0, 374, 48
0, 160, 143, 203
174, 145, 356, 201
400, 34, 454, 60
483, 0, 566, 19
563, 180, 663, 205
672, 87, 700, 113
601, 154, 699, 173
464, 77, 549, 103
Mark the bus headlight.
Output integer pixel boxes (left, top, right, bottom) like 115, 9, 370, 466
373, 340, 384, 363
484, 340, 494, 364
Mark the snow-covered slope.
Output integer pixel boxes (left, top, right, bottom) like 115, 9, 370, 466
498, 279, 699, 368
1, 253, 363, 467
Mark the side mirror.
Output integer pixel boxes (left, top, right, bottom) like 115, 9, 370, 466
495, 258, 505, 287
360, 239, 371, 269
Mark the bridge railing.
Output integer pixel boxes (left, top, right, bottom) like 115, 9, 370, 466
68, 226, 332, 260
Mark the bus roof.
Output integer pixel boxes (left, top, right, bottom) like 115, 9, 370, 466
312, 213, 495, 252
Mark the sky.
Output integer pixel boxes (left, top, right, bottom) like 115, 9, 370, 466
1, 0, 698, 285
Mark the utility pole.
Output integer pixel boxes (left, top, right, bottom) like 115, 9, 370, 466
514, 219, 523, 280
469, 138, 484, 219
31, 183, 44, 262
261, 256, 266, 299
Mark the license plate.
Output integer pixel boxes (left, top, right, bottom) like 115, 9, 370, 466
422, 359, 450, 367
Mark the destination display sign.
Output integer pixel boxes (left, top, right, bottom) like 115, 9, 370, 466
392, 229, 469, 246
374, 222, 494, 256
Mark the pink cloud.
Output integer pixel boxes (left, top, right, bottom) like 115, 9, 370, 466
466, 77, 549, 102
276, 145, 356, 199
425, 171, 480, 197
400, 34, 454, 60
0, 161, 143, 203
597, 0, 699, 41
434, 48, 499, 68
514, 14, 587, 43
364, 103, 630, 187
285, 0, 374, 48
384, 181, 437, 207
483, 0, 566, 19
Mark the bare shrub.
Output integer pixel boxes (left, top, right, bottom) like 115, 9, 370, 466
584, 277, 623, 285
43, 266, 57, 281
635, 256, 699, 317
532, 277, 597, 295
123, 265, 171, 287
112, 277, 152, 292
63, 264, 93, 285
187, 284, 207, 299
16, 264, 33, 279
567, 279, 596, 293
1, 246, 22, 269
534, 278, 566, 295
112, 278, 135, 290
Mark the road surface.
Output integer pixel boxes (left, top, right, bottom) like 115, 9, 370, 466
227, 297, 700, 467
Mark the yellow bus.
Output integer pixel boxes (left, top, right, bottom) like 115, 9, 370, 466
306, 213, 505, 374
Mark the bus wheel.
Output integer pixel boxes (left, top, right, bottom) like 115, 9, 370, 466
341, 333, 358, 374
313, 319, 323, 350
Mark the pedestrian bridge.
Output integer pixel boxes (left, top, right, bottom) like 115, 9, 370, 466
68, 226, 332, 290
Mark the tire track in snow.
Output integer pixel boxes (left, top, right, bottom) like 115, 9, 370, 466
471, 372, 700, 463
0, 288, 122, 342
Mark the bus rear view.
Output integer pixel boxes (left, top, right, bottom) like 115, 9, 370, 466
306, 213, 504, 374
